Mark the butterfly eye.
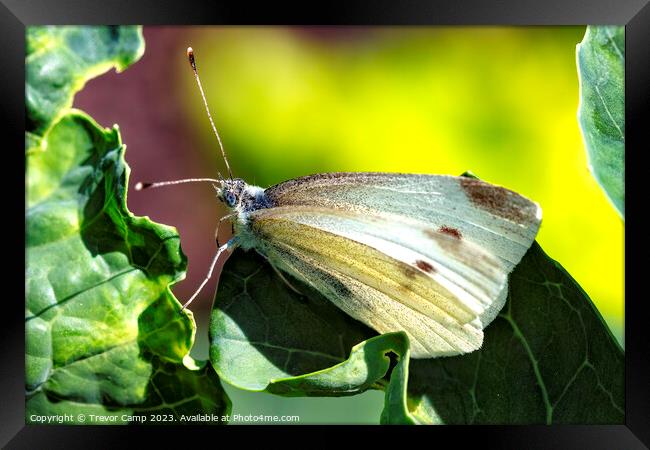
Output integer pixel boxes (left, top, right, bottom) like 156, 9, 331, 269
224, 191, 237, 207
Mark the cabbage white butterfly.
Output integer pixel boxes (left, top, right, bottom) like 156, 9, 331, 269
136, 48, 542, 359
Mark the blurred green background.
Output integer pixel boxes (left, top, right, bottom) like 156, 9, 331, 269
76, 26, 624, 424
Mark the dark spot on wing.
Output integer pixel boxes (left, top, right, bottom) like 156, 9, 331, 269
423, 228, 479, 266
438, 226, 462, 239
415, 260, 435, 273
423, 224, 501, 271
424, 229, 438, 240
424, 228, 461, 249
401, 265, 418, 279
459, 177, 537, 225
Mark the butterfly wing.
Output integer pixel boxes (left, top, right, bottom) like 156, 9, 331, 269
265, 173, 541, 270
246, 205, 510, 358
263, 172, 541, 325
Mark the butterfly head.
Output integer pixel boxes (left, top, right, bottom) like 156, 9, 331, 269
214, 178, 248, 210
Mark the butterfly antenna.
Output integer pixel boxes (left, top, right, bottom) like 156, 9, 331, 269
187, 47, 233, 181
134, 178, 221, 191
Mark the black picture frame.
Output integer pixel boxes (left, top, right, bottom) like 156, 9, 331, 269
6, 0, 648, 447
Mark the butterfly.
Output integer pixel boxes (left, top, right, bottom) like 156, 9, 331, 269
136, 48, 542, 359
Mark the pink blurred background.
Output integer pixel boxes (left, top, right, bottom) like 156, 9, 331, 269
75, 27, 228, 327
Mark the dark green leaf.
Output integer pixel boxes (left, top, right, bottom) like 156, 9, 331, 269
209, 250, 376, 391
577, 26, 624, 217
26, 111, 230, 424
210, 243, 623, 424
26, 25, 144, 142
407, 242, 623, 424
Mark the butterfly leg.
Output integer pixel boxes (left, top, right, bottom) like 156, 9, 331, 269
215, 213, 237, 247
270, 263, 304, 296
181, 238, 239, 311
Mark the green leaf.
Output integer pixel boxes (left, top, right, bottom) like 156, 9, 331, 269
210, 242, 623, 424
209, 250, 415, 423
577, 26, 625, 218
26, 24, 230, 425
209, 250, 376, 391
26, 26, 144, 144
27, 356, 230, 424
26, 110, 230, 424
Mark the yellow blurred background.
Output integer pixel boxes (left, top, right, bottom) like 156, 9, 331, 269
179, 27, 624, 343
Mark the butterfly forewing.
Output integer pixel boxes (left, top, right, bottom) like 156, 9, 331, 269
265, 173, 541, 270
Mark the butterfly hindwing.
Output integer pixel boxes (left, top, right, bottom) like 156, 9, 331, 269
246, 205, 509, 358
